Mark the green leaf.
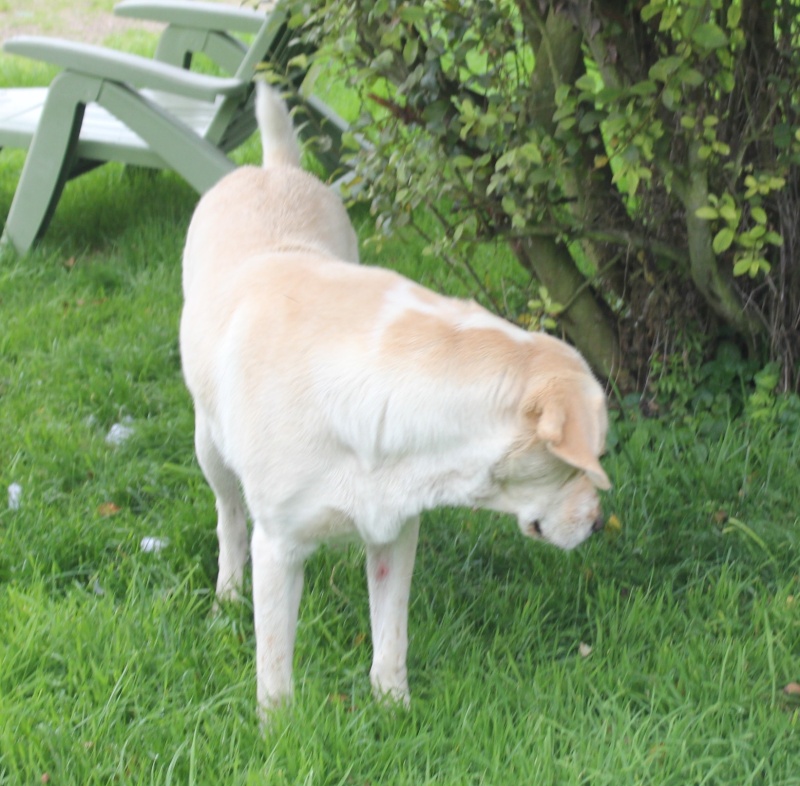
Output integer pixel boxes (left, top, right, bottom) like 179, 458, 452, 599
595, 87, 623, 105
575, 73, 600, 94
379, 24, 403, 48
692, 23, 728, 50
751, 207, 767, 225
641, 1, 664, 22
679, 67, 704, 87
754, 364, 780, 390
726, 4, 742, 29
402, 37, 419, 66
695, 206, 719, 220
661, 88, 680, 110
556, 116, 577, 133
713, 227, 734, 254
519, 142, 543, 165
552, 103, 575, 122
288, 53, 309, 71
629, 80, 658, 96
399, 6, 428, 24
495, 151, 515, 171
452, 155, 474, 171
738, 233, 757, 249
554, 84, 571, 107
371, 50, 395, 71
733, 258, 753, 276
649, 56, 683, 82
716, 70, 735, 93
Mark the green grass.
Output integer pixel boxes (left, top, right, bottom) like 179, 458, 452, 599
2, 32, 800, 786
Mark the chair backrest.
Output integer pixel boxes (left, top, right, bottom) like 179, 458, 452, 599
136, 2, 297, 151
204, 8, 295, 150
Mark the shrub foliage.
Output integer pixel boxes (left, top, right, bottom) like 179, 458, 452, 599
298, 0, 800, 392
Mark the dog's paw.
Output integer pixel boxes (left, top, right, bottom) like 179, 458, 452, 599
256, 687, 295, 735
213, 577, 245, 603
210, 586, 246, 618
370, 678, 411, 710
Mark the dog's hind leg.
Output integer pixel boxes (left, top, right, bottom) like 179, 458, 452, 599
251, 524, 309, 715
194, 411, 249, 602
366, 515, 420, 706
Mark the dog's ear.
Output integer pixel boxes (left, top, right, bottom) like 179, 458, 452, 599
530, 388, 611, 490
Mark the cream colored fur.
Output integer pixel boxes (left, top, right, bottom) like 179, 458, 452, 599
180, 82, 611, 717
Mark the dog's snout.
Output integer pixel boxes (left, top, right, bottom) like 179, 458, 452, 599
591, 515, 605, 534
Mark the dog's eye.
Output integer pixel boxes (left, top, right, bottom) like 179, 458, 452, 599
530, 520, 542, 535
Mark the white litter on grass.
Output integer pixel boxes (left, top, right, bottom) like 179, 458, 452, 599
140, 536, 170, 554
105, 418, 134, 446
8, 483, 22, 510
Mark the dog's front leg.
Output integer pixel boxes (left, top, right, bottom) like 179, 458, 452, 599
251, 525, 306, 716
366, 515, 420, 706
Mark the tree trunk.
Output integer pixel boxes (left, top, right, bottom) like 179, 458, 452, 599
512, 236, 631, 386
675, 142, 764, 344
516, 1, 627, 385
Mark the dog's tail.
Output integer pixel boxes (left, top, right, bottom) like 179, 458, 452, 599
255, 80, 301, 168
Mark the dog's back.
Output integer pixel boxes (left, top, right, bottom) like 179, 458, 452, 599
181, 82, 359, 297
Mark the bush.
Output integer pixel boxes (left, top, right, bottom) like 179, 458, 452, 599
298, 0, 800, 392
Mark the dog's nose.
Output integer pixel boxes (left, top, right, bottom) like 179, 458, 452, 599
591, 515, 605, 534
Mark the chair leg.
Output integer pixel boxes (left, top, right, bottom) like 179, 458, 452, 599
1, 72, 102, 254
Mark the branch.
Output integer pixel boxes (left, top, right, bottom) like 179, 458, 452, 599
503, 225, 685, 265
681, 140, 763, 340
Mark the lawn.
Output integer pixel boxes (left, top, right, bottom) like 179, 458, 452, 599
1, 7, 799, 785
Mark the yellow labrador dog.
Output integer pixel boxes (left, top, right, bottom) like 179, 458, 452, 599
180, 83, 611, 715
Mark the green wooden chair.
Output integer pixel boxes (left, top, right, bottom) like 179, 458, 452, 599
0, 0, 350, 253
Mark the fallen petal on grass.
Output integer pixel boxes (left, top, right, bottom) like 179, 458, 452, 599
105, 419, 134, 446
7, 482, 22, 510
140, 536, 170, 554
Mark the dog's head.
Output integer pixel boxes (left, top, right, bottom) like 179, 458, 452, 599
487, 369, 611, 551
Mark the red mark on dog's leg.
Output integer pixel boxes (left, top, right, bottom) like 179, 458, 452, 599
375, 561, 390, 581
